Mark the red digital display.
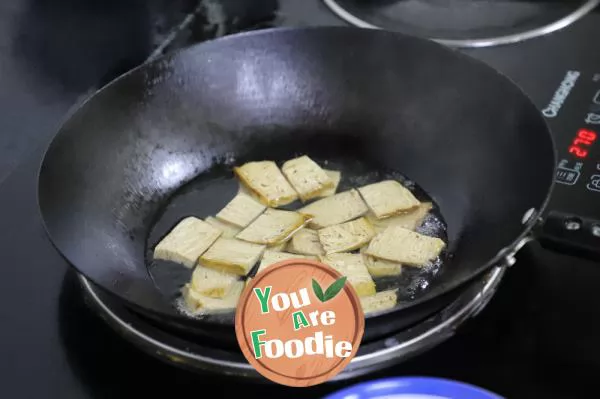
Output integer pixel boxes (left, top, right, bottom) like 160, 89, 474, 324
569, 129, 597, 158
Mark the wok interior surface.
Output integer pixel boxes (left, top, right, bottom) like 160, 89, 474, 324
38, 27, 555, 339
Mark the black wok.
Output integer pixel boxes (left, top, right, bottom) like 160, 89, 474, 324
37, 27, 555, 348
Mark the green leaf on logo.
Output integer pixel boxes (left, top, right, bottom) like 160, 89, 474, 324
312, 279, 325, 302
323, 276, 347, 302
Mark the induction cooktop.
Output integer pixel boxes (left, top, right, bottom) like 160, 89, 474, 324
2, 1, 600, 398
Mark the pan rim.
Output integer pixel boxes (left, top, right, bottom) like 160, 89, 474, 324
35, 25, 558, 325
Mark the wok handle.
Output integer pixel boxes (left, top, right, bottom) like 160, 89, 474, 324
536, 211, 600, 262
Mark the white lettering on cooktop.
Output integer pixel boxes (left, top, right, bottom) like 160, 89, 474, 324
542, 70, 580, 118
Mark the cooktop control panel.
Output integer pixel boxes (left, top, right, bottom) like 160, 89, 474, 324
546, 71, 600, 198
539, 69, 600, 259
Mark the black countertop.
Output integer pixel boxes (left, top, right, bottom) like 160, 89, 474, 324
4, 144, 600, 398
1, 0, 147, 184
2, 1, 600, 398
0, 0, 273, 184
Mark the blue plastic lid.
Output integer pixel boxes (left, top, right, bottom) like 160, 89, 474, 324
324, 377, 504, 399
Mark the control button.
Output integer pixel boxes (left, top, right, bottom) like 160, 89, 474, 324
556, 168, 580, 185
564, 218, 582, 231
585, 113, 600, 124
556, 159, 582, 185
592, 225, 600, 238
593, 90, 600, 104
587, 174, 600, 192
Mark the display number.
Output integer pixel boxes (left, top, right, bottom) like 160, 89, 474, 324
569, 129, 597, 159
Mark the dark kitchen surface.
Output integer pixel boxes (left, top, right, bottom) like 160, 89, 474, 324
1, 0, 600, 398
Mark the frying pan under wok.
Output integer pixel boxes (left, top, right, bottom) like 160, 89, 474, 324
37, 27, 555, 348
